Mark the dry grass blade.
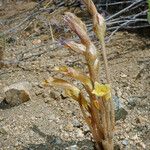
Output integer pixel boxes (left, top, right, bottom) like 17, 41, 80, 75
54, 66, 93, 91
64, 41, 86, 54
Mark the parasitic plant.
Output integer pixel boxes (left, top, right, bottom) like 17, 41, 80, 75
44, 0, 115, 149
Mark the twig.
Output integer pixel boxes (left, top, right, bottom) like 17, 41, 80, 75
97, 1, 133, 6
106, 0, 143, 21
49, 22, 55, 42
107, 19, 148, 26
106, 9, 148, 42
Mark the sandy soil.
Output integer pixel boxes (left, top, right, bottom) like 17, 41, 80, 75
0, 2, 150, 150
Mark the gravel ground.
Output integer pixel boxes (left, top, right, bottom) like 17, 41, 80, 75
0, 2, 150, 150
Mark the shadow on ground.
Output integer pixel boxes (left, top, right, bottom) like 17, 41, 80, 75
0, 99, 12, 110
22, 125, 94, 150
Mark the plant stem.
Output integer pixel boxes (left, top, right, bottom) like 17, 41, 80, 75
101, 41, 110, 83
100, 40, 115, 150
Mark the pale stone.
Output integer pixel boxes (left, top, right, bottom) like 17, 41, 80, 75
65, 122, 74, 132
120, 73, 127, 78
138, 142, 146, 149
76, 129, 84, 138
66, 145, 79, 150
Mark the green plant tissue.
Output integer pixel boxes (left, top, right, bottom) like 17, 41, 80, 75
148, 0, 150, 23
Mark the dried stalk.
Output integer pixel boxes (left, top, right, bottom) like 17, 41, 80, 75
44, 1, 115, 150
82, 0, 115, 149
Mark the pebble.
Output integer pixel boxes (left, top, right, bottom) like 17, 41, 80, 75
49, 91, 60, 100
76, 129, 84, 138
0, 117, 5, 122
138, 142, 146, 149
120, 73, 127, 78
122, 139, 128, 146
54, 138, 62, 145
127, 98, 136, 109
114, 144, 121, 150
135, 116, 146, 124
113, 96, 128, 121
116, 87, 123, 97
42, 93, 48, 98
130, 134, 138, 141
0, 127, 7, 136
113, 96, 122, 110
66, 145, 79, 150
72, 119, 82, 128
65, 122, 74, 132
44, 98, 50, 103
63, 132, 70, 139
35, 90, 43, 96
82, 124, 90, 134
32, 39, 41, 45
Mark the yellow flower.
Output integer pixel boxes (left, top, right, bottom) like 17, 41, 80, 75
92, 82, 111, 100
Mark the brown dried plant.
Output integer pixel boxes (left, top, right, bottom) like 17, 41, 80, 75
44, 0, 115, 150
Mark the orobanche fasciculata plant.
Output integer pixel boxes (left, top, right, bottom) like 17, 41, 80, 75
44, 0, 115, 150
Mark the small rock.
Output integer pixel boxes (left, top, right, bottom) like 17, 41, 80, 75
42, 93, 48, 98
120, 73, 127, 78
65, 122, 74, 132
113, 96, 128, 121
76, 129, 84, 138
138, 142, 146, 149
35, 90, 43, 96
0, 128, 7, 136
66, 145, 79, 150
44, 98, 51, 103
130, 134, 138, 141
116, 87, 122, 97
115, 107, 128, 121
54, 138, 62, 145
135, 117, 141, 124
48, 136, 62, 146
32, 39, 41, 45
61, 93, 68, 99
6, 37, 16, 44
72, 119, 82, 128
4, 81, 32, 106
135, 116, 147, 124
122, 139, 128, 146
0, 117, 5, 122
82, 124, 90, 134
72, 111, 77, 116
113, 96, 122, 110
127, 98, 136, 109
114, 144, 120, 150
63, 132, 69, 139
49, 91, 60, 100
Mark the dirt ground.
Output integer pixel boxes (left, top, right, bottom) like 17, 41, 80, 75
0, 1, 150, 150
